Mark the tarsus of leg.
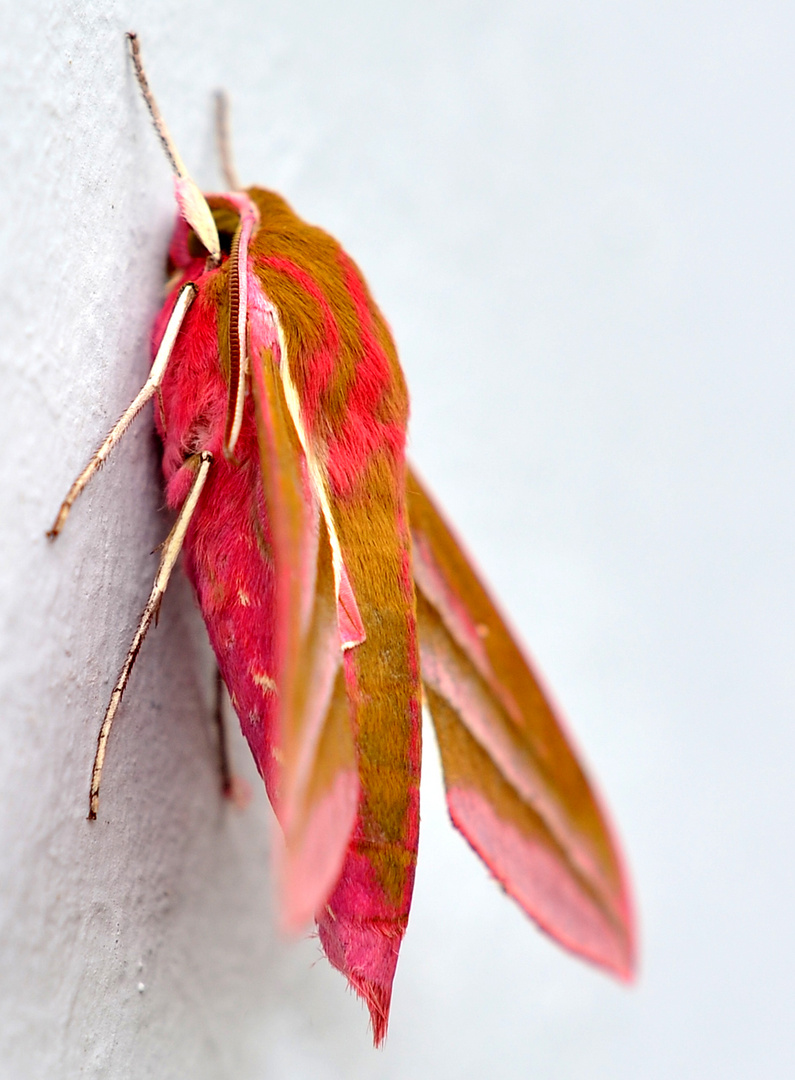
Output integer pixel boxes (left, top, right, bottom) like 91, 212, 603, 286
47, 283, 197, 539
88, 450, 214, 820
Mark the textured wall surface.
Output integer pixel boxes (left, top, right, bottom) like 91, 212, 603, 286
2, 2, 794, 1077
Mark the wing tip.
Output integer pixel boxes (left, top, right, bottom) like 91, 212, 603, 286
446, 786, 639, 983
580, 915, 637, 983
317, 905, 403, 1048
348, 973, 392, 1047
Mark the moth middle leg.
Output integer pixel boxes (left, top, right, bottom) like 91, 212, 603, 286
212, 667, 253, 810
213, 666, 232, 798
88, 450, 213, 820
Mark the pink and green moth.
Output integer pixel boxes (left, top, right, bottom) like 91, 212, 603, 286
50, 34, 636, 1045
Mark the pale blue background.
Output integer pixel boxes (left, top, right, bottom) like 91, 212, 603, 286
0, 2, 793, 1076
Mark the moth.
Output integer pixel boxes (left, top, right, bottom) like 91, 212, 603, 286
50, 34, 635, 1044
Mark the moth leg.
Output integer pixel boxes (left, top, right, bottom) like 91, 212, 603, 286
88, 451, 213, 820
214, 91, 241, 191
213, 667, 233, 798
48, 283, 197, 538
211, 666, 253, 809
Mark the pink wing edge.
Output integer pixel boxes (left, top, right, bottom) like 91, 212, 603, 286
408, 465, 637, 981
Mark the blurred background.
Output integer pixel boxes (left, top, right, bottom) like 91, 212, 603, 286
1, 2, 793, 1077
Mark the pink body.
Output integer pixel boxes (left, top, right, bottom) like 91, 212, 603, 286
155, 278, 282, 795
153, 194, 423, 1041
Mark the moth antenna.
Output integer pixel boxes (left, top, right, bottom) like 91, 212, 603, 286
215, 90, 242, 191
127, 32, 221, 264
47, 284, 196, 539
126, 32, 184, 177
88, 451, 214, 820
222, 195, 261, 457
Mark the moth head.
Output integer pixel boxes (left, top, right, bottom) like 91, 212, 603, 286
187, 199, 240, 259
166, 197, 241, 277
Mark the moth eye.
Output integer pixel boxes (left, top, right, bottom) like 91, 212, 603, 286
186, 231, 205, 259
185, 201, 240, 259
186, 228, 235, 259
217, 230, 235, 255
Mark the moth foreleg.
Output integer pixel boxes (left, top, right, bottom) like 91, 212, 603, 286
88, 450, 213, 820
48, 283, 196, 538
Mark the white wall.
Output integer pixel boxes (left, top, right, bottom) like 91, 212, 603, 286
1, 2, 794, 1077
